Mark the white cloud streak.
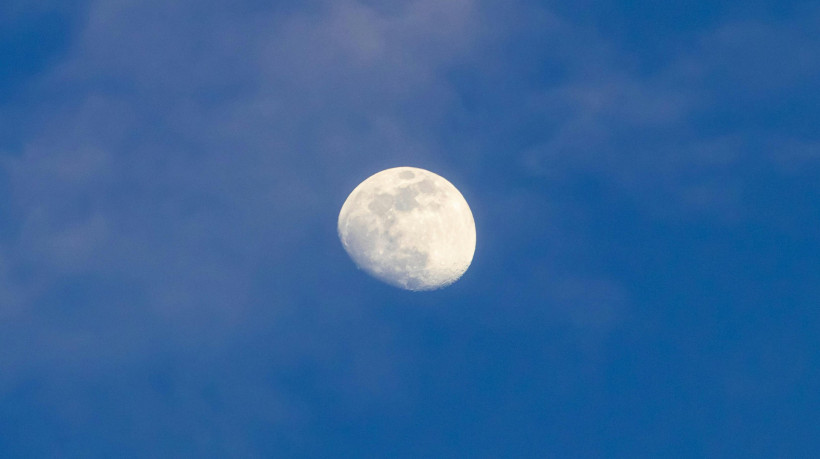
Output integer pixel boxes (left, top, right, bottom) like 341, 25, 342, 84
0, 0, 817, 453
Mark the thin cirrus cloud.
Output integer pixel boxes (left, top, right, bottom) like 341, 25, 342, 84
0, 1, 490, 421
0, 0, 818, 455
1, 0, 817, 373
1, 0, 817, 364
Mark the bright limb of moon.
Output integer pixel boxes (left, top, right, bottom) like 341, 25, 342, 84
338, 167, 476, 291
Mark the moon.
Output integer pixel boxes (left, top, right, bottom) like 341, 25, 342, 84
338, 167, 476, 291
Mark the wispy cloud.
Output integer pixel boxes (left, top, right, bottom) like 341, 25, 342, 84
1, 0, 818, 454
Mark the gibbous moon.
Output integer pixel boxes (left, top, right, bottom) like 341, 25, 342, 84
338, 167, 476, 291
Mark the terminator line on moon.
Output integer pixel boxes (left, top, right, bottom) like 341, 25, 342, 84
338, 167, 476, 291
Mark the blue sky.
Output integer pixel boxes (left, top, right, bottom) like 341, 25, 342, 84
1, 0, 818, 456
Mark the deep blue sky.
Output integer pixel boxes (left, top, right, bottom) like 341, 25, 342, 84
1, 0, 819, 457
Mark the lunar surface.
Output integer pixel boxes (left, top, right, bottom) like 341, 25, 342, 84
338, 167, 476, 291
